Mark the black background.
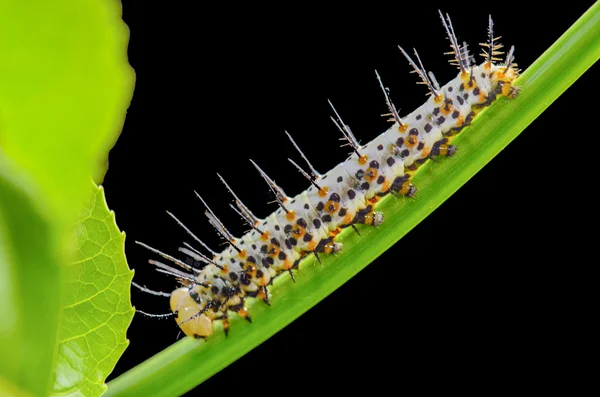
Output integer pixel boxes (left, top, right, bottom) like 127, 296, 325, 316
106, 1, 596, 394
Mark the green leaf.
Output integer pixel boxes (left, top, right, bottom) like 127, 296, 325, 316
0, 0, 134, 228
50, 184, 134, 397
0, 1, 134, 395
105, 3, 600, 397
0, 156, 63, 397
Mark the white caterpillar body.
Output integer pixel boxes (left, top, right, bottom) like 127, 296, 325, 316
139, 12, 520, 338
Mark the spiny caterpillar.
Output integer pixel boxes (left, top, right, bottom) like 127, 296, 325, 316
133, 11, 519, 338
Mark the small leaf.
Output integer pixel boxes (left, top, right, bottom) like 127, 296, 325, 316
50, 184, 134, 397
52, 183, 134, 397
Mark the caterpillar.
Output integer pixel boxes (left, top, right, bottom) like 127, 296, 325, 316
132, 11, 519, 339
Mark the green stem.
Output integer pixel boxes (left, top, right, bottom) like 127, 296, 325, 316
106, 3, 600, 396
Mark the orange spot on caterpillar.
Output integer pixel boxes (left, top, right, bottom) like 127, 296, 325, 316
330, 228, 342, 237
484, 61, 492, 69
238, 307, 249, 318
238, 249, 247, 259
479, 93, 486, 102
368, 196, 379, 204
318, 186, 329, 198
221, 264, 229, 274
422, 147, 431, 158
268, 245, 280, 257
358, 155, 368, 165
246, 264, 256, 277
307, 241, 317, 251
434, 95, 443, 104
260, 231, 270, 241
326, 200, 340, 214
440, 104, 453, 116
364, 168, 378, 182
405, 136, 418, 148
344, 213, 353, 225
257, 289, 266, 299
456, 116, 465, 126
286, 210, 296, 221
292, 226, 305, 238
398, 123, 408, 133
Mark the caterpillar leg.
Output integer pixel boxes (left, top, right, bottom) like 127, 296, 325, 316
390, 175, 417, 197
257, 285, 271, 306
316, 236, 342, 255
229, 302, 252, 323
216, 313, 230, 336
482, 81, 520, 107
352, 206, 384, 226
213, 286, 254, 336
281, 258, 303, 282
244, 284, 271, 306
313, 236, 343, 265
431, 138, 457, 157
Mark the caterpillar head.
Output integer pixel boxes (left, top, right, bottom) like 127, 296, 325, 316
170, 287, 214, 339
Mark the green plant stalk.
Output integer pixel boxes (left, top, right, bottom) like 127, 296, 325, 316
106, 4, 600, 396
